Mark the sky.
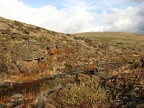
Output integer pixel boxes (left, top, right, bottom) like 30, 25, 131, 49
0, 0, 144, 34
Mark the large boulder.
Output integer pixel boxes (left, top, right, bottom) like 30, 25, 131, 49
11, 42, 45, 61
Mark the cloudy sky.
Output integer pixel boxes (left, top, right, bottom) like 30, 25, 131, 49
0, 0, 144, 33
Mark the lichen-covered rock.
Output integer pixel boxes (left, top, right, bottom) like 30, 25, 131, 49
11, 43, 45, 61
7, 93, 24, 107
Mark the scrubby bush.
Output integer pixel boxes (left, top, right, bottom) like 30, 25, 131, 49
54, 78, 110, 108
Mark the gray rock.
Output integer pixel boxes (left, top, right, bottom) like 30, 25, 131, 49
15, 61, 28, 73
47, 82, 62, 95
0, 103, 5, 108
37, 95, 47, 108
10, 94, 23, 99
53, 82, 62, 91
9, 93, 24, 107
11, 43, 45, 61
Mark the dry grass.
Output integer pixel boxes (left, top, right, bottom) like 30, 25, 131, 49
74, 32, 144, 47
54, 78, 110, 108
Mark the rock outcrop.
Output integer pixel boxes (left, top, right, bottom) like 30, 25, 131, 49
0, 17, 97, 84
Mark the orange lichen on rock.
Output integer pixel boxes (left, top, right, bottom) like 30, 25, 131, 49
48, 48, 56, 55
57, 48, 65, 55
42, 70, 52, 78
38, 61, 45, 70
22, 76, 37, 84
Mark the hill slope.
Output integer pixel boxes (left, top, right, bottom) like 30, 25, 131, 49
0, 17, 144, 107
75, 32, 144, 49
0, 17, 98, 82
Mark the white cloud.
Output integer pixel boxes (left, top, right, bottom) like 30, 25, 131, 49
0, 0, 95, 33
0, 0, 143, 33
110, 6, 142, 33
114, 19, 131, 29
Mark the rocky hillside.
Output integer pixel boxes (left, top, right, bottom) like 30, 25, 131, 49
0, 16, 98, 83
0, 16, 144, 108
